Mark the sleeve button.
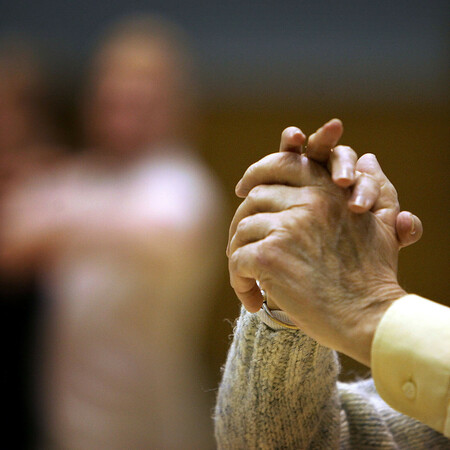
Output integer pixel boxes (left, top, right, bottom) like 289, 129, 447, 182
401, 381, 417, 400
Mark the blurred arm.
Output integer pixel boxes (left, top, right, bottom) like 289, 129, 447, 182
1, 156, 223, 277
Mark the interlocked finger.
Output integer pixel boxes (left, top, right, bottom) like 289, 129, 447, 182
279, 126, 306, 153
229, 241, 266, 312
229, 212, 281, 257
328, 145, 358, 188
355, 153, 399, 226
348, 172, 380, 213
227, 184, 314, 255
306, 118, 343, 163
235, 152, 332, 198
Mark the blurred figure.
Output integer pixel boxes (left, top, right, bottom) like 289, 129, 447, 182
0, 35, 63, 448
0, 36, 60, 189
1, 16, 223, 449
83, 16, 195, 157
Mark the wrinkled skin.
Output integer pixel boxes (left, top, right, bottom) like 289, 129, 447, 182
227, 121, 421, 366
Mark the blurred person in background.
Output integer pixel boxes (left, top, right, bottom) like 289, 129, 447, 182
1, 16, 223, 448
0, 35, 62, 192
0, 35, 64, 448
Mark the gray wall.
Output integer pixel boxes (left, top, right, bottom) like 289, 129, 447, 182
1, 0, 448, 102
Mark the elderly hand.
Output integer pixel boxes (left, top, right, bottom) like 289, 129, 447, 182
235, 119, 422, 244
227, 121, 422, 366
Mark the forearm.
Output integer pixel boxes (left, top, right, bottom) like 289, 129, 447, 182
214, 308, 341, 449
2, 188, 207, 271
266, 281, 406, 368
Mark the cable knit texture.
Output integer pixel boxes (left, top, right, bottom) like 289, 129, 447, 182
214, 309, 449, 449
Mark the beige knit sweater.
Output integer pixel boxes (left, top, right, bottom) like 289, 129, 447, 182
214, 309, 449, 449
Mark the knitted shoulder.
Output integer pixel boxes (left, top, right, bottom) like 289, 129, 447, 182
337, 378, 450, 448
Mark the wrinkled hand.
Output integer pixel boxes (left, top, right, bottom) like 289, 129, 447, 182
234, 119, 422, 245
227, 121, 422, 365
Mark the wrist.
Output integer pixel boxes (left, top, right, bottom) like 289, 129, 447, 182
341, 284, 407, 367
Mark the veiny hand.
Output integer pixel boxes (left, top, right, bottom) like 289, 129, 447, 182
237, 119, 422, 239
230, 120, 422, 259
227, 121, 422, 365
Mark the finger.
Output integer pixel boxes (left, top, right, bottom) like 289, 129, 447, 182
396, 211, 423, 248
279, 126, 306, 153
328, 145, 357, 188
235, 152, 331, 198
306, 118, 344, 163
355, 153, 399, 226
348, 172, 380, 213
227, 185, 311, 255
229, 212, 279, 256
229, 242, 265, 312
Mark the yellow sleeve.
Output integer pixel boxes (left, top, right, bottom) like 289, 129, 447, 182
371, 294, 450, 437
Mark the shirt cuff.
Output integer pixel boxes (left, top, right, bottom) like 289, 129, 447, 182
371, 294, 450, 437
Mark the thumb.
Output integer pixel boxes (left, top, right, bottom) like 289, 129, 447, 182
396, 211, 423, 248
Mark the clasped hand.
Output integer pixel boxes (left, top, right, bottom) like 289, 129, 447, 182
227, 119, 422, 366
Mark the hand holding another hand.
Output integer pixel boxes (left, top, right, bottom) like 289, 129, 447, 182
227, 120, 422, 366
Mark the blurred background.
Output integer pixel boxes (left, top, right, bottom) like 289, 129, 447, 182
1, 0, 448, 447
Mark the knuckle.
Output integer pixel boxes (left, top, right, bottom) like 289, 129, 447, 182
359, 171, 377, 184
299, 187, 327, 210
228, 250, 242, 273
334, 144, 353, 154
242, 164, 256, 184
247, 184, 264, 201
235, 216, 251, 235
358, 152, 378, 166
285, 208, 309, 228
334, 145, 358, 160
279, 150, 301, 167
389, 183, 399, 204
255, 239, 281, 268
255, 152, 303, 185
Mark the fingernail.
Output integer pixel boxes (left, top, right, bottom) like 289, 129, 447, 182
409, 214, 416, 235
337, 168, 354, 185
341, 167, 353, 179
352, 195, 367, 209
